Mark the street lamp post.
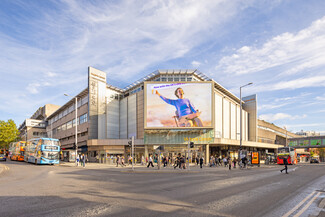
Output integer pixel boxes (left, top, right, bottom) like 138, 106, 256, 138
64, 94, 78, 166
239, 82, 253, 160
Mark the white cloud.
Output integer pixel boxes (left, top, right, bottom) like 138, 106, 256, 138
46, 72, 58, 77
259, 113, 307, 122
191, 61, 201, 67
215, 16, 325, 76
26, 83, 41, 94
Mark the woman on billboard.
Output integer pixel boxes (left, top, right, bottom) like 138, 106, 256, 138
154, 87, 203, 127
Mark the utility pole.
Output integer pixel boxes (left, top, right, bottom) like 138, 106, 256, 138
131, 136, 134, 171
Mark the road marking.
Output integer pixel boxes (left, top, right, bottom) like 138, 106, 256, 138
293, 192, 321, 217
282, 191, 316, 217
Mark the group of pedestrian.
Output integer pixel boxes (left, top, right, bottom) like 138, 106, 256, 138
76, 154, 87, 167
173, 155, 186, 169
116, 155, 126, 167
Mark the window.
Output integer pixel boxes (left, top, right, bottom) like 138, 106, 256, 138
79, 113, 88, 124
72, 118, 79, 127
66, 121, 72, 129
61, 123, 66, 131
161, 77, 167, 81
33, 132, 39, 136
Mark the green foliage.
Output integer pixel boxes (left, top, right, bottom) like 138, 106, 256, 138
0, 119, 19, 149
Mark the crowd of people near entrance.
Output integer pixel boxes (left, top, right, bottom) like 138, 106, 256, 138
77, 153, 253, 170
207, 155, 250, 170
111, 153, 252, 170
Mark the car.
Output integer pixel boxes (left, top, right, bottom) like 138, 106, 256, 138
310, 158, 319, 163
0, 154, 6, 161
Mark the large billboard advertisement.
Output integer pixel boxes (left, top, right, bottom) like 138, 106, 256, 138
145, 82, 213, 128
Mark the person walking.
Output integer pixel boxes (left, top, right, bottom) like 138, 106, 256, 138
280, 156, 289, 174
141, 155, 145, 166
116, 155, 120, 167
121, 156, 126, 166
223, 157, 227, 167
228, 157, 232, 170
81, 154, 86, 168
147, 155, 154, 168
76, 154, 80, 167
199, 156, 204, 169
233, 157, 237, 169
174, 156, 180, 169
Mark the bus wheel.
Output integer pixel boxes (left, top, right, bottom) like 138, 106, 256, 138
35, 159, 37, 165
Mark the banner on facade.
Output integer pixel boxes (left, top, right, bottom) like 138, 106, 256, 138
144, 82, 213, 129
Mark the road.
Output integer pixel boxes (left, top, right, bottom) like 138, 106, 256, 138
0, 161, 324, 217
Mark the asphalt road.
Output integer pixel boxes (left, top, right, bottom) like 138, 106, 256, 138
0, 161, 324, 217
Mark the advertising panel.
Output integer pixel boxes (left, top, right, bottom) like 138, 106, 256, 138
145, 82, 213, 128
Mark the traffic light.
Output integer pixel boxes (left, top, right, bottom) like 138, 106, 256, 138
157, 145, 164, 151
128, 140, 132, 147
190, 142, 194, 148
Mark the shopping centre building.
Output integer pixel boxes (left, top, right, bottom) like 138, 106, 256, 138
37, 67, 294, 163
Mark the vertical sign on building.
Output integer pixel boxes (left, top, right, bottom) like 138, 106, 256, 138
88, 67, 107, 140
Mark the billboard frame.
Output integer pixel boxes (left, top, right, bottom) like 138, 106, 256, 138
144, 81, 215, 129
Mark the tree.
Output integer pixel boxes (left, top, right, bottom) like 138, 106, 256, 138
0, 119, 19, 149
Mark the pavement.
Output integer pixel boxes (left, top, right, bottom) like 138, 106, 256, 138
58, 161, 279, 172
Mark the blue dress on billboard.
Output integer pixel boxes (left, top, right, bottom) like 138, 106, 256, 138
159, 96, 203, 127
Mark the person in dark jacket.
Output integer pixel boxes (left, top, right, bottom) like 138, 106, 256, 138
280, 157, 289, 174
199, 156, 204, 169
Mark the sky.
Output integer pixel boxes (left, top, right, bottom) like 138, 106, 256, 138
0, 0, 325, 133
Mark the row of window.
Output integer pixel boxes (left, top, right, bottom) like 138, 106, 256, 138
52, 113, 88, 135
32, 132, 47, 137
49, 95, 88, 125
257, 125, 293, 138
154, 76, 195, 82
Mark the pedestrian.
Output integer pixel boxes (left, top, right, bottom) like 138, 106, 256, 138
179, 156, 185, 169
233, 157, 237, 169
280, 156, 289, 174
174, 156, 180, 169
76, 154, 80, 167
121, 156, 126, 166
223, 157, 227, 167
215, 156, 219, 167
81, 154, 86, 168
199, 156, 204, 169
147, 155, 154, 167
141, 155, 145, 166
228, 157, 232, 170
128, 155, 132, 165
196, 156, 199, 165
116, 155, 120, 167
242, 156, 247, 169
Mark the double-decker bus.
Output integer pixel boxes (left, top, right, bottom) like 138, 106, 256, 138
10, 141, 26, 161
25, 138, 60, 165
277, 147, 297, 165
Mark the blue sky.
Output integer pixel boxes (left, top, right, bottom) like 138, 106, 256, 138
1, 0, 325, 133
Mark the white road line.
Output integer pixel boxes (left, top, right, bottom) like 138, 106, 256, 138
293, 192, 321, 217
282, 191, 316, 217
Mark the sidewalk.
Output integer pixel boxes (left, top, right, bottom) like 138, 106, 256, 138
59, 161, 278, 172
